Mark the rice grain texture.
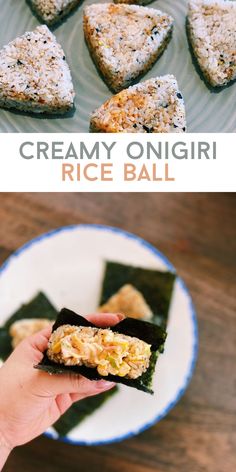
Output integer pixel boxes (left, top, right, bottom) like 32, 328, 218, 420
114, 0, 153, 4
84, 3, 173, 92
0, 25, 75, 114
98, 284, 153, 321
28, 0, 81, 25
90, 75, 186, 132
187, 0, 236, 86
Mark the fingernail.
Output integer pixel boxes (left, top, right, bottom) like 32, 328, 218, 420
116, 313, 125, 321
96, 380, 116, 390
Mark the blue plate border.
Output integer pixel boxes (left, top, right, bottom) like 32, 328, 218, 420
0, 224, 198, 446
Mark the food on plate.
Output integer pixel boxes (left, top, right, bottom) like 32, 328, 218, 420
0, 25, 75, 114
98, 284, 153, 321
90, 75, 186, 132
99, 261, 176, 328
83, 3, 173, 92
9, 318, 54, 348
187, 0, 236, 87
37, 308, 167, 393
28, 0, 81, 25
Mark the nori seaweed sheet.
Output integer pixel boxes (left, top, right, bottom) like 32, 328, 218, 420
53, 386, 117, 437
99, 261, 176, 329
0, 292, 57, 360
0, 293, 117, 436
36, 308, 167, 394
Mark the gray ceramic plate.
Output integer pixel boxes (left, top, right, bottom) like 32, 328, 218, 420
0, 0, 235, 132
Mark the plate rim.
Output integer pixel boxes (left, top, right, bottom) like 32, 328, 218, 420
0, 223, 198, 446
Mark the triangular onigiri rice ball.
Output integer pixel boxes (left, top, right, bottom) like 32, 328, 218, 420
84, 3, 174, 92
98, 284, 153, 321
0, 25, 75, 114
90, 75, 186, 133
187, 0, 236, 87
28, 0, 81, 25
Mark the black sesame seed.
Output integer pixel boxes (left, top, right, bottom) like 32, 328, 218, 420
96, 28, 100, 33
183, 127, 186, 131
44, 40, 47, 44
173, 124, 178, 128
151, 26, 158, 35
143, 125, 154, 133
63, 56, 65, 60
133, 123, 137, 128
176, 92, 182, 99
17, 59, 23, 65
151, 36, 154, 40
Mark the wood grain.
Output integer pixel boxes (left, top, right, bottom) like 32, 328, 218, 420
0, 193, 235, 472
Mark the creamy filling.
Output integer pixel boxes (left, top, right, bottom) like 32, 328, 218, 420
47, 324, 152, 379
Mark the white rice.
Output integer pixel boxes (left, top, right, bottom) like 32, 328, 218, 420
187, 0, 236, 86
29, 0, 81, 25
0, 25, 75, 113
84, 3, 173, 92
90, 74, 186, 133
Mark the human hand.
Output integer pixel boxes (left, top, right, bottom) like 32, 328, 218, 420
0, 312, 123, 467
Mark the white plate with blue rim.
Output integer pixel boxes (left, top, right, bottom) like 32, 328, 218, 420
0, 224, 198, 445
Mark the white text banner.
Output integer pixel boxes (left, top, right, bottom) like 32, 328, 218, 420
0, 133, 235, 192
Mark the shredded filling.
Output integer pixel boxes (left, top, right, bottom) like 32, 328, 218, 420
47, 324, 152, 379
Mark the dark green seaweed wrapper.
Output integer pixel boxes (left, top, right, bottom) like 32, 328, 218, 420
53, 386, 117, 436
99, 261, 176, 329
36, 308, 167, 394
0, 292, 57, 361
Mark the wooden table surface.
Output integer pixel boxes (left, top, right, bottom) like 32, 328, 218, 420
0, 193, 235, 472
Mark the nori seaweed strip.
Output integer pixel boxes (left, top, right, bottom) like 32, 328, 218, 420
36, 308, 167, 394
4, 292, 57, 329
53, 386, 118, 436
0, 328, 12, 360
0, 292, 58, 360
99, 261, 176, 329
